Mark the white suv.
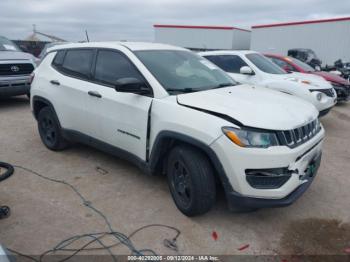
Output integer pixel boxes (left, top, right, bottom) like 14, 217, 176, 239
200, 50, 337, 116
31, 42, 324, 216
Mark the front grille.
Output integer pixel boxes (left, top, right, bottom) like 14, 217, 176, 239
312, 88, 335, 97
0, 63, 34, 76
276, 119, 321, 148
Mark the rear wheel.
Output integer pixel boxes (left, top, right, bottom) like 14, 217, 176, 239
167, 145, 216, 216
38, 107, 69, 151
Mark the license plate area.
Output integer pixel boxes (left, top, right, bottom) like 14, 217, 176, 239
300, 153, 322, 181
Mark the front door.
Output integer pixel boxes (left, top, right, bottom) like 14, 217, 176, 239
86, 49, 153, 161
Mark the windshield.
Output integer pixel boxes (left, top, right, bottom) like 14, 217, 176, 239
288, 57, 315, 72
135, 50, 236, 94
0, 36, 20, 51
246, 53, 286, 74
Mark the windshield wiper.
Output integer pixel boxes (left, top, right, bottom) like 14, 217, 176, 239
166, 88, 201, 93
210, 83, 235, 89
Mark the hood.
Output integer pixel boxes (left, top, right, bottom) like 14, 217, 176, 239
0, 50, 35, 61
312, 71, 349, 86
274, 72, 333, 90
177, 85, 318, 131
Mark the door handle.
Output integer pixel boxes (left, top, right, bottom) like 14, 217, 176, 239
50, 80, 60, 85
88, 91, 102, 98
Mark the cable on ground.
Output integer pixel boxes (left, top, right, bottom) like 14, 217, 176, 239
4, 164, 181, 262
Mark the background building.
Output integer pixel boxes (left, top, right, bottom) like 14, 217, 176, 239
250, 17, 350, 66
154, 24, 251, 51
13, 25, 65, 57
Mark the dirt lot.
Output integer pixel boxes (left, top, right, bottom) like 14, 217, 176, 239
0, 96, 349, 258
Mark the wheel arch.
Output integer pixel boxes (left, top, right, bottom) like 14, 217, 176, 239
149, 131, 233, 193
33, 96, 56, 119
32, 96, 63, 129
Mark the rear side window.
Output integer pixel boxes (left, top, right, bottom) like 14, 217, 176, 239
61, 49, 94, 78
204, 55, 248, 73
52, 50, 66, 66
94, 50, 143, 86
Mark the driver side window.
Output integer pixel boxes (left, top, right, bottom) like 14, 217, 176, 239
94, 50, 143, 87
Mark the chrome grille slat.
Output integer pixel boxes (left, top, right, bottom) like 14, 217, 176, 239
277, 119, 321, 148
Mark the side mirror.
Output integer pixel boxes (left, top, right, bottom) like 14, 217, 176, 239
240, 66, 255, 75
115, 77, 150, 95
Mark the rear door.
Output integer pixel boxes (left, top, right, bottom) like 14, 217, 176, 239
86, 49, 153, 161
50, 49, 95, 134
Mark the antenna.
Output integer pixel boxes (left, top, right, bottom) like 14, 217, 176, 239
85, 30, 90, 42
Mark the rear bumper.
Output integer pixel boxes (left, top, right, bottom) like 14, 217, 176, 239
0, 75, 31, 97
226, 153, 321, 209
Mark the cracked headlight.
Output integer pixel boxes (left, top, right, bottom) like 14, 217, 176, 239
222, 127, 279, 148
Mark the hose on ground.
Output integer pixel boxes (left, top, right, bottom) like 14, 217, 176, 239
0, 162, 14, 182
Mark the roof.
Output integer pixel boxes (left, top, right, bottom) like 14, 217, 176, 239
252, 17, 350, 29
198, 50, 256, 56
264, 53, 285, 58
49, 41, 187, 52
154, 24, 251, 32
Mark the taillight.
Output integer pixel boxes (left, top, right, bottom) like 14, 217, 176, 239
29, 72, 35, 84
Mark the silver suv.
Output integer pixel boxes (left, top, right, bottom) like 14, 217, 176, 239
0, 36, 36, 97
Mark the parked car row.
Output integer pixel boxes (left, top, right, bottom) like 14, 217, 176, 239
200, 50, 337, 116
265, 54, 350, 102
28, 42, 326, 216
1, 36, 347, 215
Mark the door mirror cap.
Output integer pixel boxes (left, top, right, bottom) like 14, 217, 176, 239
240, 66, 255, 75
115, 77, 150, 95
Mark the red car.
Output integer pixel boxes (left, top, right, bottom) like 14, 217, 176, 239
266, 54, 350, 102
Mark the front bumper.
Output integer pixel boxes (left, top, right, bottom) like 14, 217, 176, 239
226, 152, 321, 209
319, 108, 332, 117
309, 90, 336, 112
0, 75, 31, 97
210, 127, 324, 209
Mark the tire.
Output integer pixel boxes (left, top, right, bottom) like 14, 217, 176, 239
0, 162, 14, 182
37, 107, 69, 151
167, 145, 216, 216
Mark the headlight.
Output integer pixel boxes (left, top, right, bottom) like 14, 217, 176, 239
222, 127, 279, 148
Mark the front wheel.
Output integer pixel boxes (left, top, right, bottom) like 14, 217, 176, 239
167, 145, 216, 216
